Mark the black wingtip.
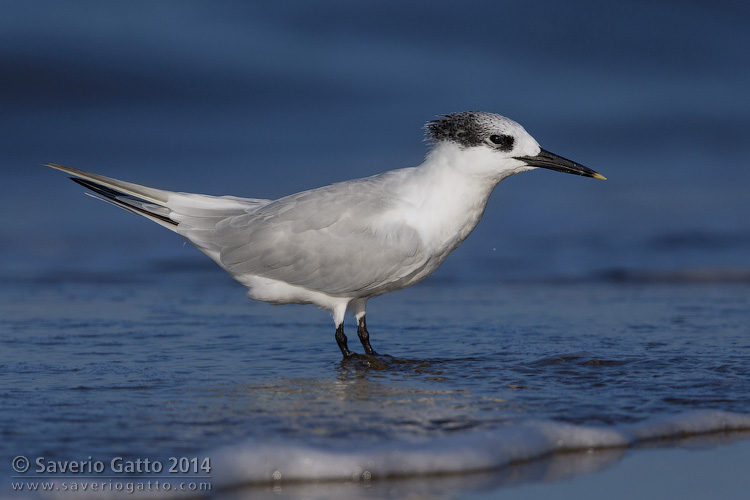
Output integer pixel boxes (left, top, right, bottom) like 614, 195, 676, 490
68, 177, 177, 226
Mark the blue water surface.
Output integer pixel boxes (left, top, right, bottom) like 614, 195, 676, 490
1, 1, 749, 497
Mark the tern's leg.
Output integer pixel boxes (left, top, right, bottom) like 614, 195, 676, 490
349, 299, 377, 355
356, 316, 377, 356
332, 303, 352, 358
335, 323, 352, 358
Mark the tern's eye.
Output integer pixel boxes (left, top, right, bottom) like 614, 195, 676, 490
488, 134, 514, 151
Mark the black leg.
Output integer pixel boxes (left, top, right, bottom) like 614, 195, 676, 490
335, 323, 352, 358
357, 316, 377, 356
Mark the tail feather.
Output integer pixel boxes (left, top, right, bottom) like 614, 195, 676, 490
70, 177, 176, 227
47, 163, 274, 265
46, 163, 170, 205
46, 163, 179, 230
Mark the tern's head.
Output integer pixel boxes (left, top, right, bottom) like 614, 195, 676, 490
425, 111, 605, 181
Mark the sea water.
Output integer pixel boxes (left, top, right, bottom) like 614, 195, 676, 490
2, 265, 749, 497
1, 2, 749, 497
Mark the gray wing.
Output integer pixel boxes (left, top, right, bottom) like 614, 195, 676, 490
198, 175, 429, 296
48, 162, 428, 296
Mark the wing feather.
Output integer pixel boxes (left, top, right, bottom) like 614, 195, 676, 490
49, 163, 429, 298
210, 173, 429, 296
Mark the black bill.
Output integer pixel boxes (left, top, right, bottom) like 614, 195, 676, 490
518, 149, 606, 180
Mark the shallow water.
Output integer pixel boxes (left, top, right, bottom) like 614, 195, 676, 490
2, 266, 749, 495
2, 2, 750, 497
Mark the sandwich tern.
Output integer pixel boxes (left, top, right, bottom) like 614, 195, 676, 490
47, 111, 605, 358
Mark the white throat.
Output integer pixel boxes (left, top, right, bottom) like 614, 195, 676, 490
391, 142, 512, 253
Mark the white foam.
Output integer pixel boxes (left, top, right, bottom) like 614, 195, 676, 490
209, 410, 750, 488
9, 411, 748, 499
